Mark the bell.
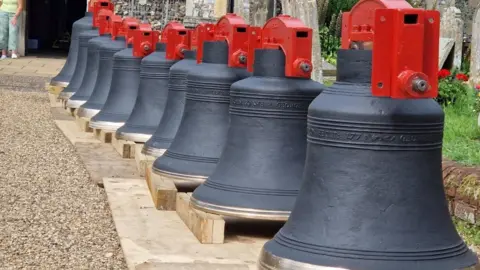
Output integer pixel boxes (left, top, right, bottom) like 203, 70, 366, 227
77, 17, 139, 119
89, 24, 159, 132
66, 9, 114, 109
142, 23, 207, 157
116, 22, 187, 143
58, 0, 114, 101
191, 17, 325, 221
152, 14, 251, 185
259, 4, 478, 270
50, 0, 97, 88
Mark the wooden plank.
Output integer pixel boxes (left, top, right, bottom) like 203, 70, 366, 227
75, 115, 93, 133
135, 143, 155, 177
103, 177, 260, 269
54, 120, 101, 145
48, 92, 63, 108
176, 193, 226, 244
94, 128, 113, 143
112, 136, 136, 159
145, 165, 178, 211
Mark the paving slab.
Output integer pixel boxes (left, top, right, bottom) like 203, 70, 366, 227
103, 178, 277, 270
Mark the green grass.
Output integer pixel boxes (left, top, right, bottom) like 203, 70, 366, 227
443, 91, 480, 166
454, 217, 480, 247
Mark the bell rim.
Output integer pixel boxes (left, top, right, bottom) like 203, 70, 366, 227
50, 80, 69, 88
66, 98, 87, 109
152, 168, 207, 186
190, 196, 290, 221
258, 246, 479, 270
89, 120, 124, 132
115, 131, 152, 143
141, 146, 166, 158
76, 107, 100, 119
58, 91, 75, 101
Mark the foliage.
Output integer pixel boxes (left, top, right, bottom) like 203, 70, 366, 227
454, 218, 480, 247
437, 69, 471, 106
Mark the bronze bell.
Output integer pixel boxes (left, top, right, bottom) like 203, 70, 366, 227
191, 18, 325, 221
76, 17, 138, 120
152, 14, 251, 186
142, 23, 205, 157
259, 5, 478, 270
66, 10, 114, 109
89, 25, 159, 132
57, 0, 114, 100
115, 22, 188, 143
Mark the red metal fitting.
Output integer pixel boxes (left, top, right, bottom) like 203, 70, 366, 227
160, 21, 185, 44
124, 18, 141, 46
88, 0, 95, 12
256, 15, 313, 78
93, 0, 114, 28
213, 13, 250, 68
194, 23, 215, 64
97, 10, 113, 36
246, 26, 262, 73
111, 16, 138, 40
132, 24, 159, 58
342, 0, 440, 99
166, 29, 193, 60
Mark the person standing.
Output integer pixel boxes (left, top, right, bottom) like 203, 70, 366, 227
0, 0, 23, 59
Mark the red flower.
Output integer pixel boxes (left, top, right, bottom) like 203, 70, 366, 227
455, 73, 469, 81
476, 84, 480, 90
438, 69, 451, 79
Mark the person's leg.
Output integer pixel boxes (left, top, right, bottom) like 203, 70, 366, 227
0, 11, 9, 59
8, 12, 19, 58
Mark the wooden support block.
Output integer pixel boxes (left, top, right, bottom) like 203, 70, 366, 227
135, 143, 155, 177
75, 115, 93, 133
48, 93, 63, 108
94, 128, 113, 143
176, 193, 226, 244
145, 165, 178, 210
111, 136, 136, 159
45, 82, 64, 96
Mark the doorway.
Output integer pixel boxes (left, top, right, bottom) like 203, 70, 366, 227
26, 0, 86, 55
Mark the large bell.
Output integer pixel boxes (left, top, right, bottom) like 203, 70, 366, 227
116, 22, 187, 143
152, 40, 250, 185
58, 0, 113, 101
258, 49, 478, 270
50, 11, 93, 88
142, 49, 197, 157
191, 48, 324, 221
89, 25, 158, 132
77, 17, 137, 119
66, 10, 113, 109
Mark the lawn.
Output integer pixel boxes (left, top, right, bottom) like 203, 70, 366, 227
443, 90, 480, 166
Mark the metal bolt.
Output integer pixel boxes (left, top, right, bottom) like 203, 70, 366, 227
143, 45, 150, 51
239, 54, 247, 64
300, 62, 311, 72
412, 78, 428, 92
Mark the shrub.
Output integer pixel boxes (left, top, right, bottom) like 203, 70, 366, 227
437, 69, 472, 107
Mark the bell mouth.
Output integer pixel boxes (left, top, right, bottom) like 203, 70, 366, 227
89, 120, 124, 132
76, 107, 100, 119
258, 248, 352, 270
66, 99, 87, 109
190, 196, 290, 221
50, 80, 69, 88
115, 131, 152, 143
58, 91, 75, 101
152, 168, 206, 188
141, 145, 166, 158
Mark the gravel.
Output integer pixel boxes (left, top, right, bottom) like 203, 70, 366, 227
0, 88, 126, 269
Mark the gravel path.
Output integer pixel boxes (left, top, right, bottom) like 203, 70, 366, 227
0, 88, 126, 269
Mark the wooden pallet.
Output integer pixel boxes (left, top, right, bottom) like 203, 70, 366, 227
111, 136, 136, 159
145, 164, 178, 211
75, 115, 92, 133
135, 143, 155, 177
93, 128, 113, 143
48, 93, 63, 108
176, 193, 226, 244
